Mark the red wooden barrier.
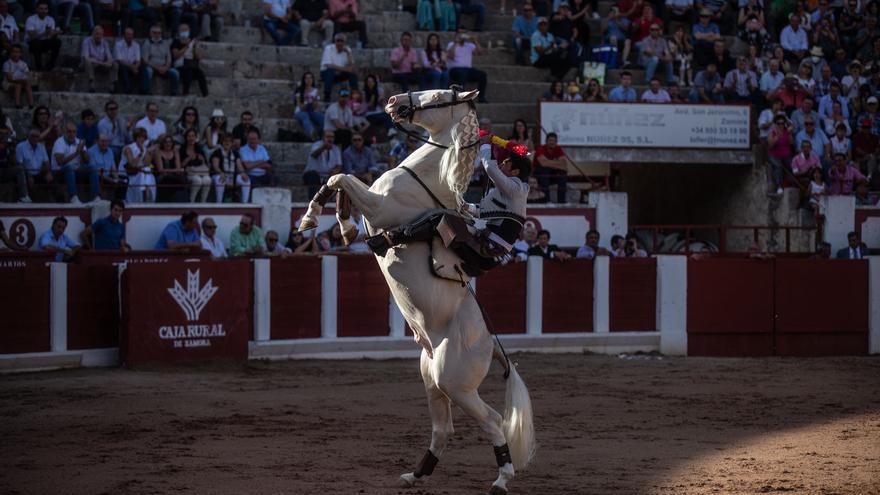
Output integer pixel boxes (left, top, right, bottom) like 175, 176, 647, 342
774, 259, 869, 356
542, 259, 593, 333
687, 258, 774, 356
270, 257, 322, 339
0, 253, 52, 354
610, 258, 656, 331
477, 262, 527, 334
120, 260, 251, 365
336, 255, 389, 337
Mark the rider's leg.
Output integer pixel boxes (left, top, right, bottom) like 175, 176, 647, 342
366, 212, 442, 256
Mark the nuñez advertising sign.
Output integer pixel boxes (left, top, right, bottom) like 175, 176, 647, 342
120, 260, 251, 365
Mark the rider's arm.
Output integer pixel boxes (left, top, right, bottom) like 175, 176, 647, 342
480, 145, 528, 198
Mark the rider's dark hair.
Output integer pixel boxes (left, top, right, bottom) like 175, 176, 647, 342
509, 156, 531, 182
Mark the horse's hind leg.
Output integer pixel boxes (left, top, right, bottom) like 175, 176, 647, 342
447, 389, 515, 495
401, 350, 454, 487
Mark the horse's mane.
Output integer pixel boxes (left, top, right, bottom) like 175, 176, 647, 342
438, 106, 479, 212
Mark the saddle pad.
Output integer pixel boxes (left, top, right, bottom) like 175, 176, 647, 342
430, 237, 473, 285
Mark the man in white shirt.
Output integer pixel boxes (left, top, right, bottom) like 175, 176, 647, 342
0, 0, 20, 47
199, 217, 227, 258
723, 55, 758, 104
446, 32, 488, 102
779, 14, 807, 64
640, 77, 671, 102
759, 58, 784, 98
51, 122, 91, 203
24, 1, 61, 71
303, 129, 341, 197
320, 33, 357, 101
114, 27, 146, 94
134, 102, 167, 142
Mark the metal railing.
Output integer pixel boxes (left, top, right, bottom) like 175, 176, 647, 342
630, 224, 820, 255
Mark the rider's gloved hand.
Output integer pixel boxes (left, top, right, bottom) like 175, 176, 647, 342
479, 144, 492, 168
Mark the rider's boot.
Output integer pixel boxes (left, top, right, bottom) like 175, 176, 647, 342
366, 215, 439, 256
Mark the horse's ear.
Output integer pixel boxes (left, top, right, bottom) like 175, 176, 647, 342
458, 89, 479, 101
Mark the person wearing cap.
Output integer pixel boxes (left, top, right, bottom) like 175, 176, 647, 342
530, 16, 570, 79
324, 87, 362, 150
691, 8, 721, 67
320, 33, 357, 102
798, 46, 828, 83
840, 60, 865, 100
511, 2, 538, 65
202, 108, 227, 156
779, 13, 807, 64
858, 96, 880, 136
852, 118, 878, 177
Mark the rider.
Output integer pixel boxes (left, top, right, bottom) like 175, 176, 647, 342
367, 143, 530, 276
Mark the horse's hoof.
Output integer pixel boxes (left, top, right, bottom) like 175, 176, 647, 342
399, 472, 420, 488
298, 217, 317, 232
341, 225, 358, 246
487, 485, 508, 495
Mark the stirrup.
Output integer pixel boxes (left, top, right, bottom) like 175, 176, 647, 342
366, 233, 393, 257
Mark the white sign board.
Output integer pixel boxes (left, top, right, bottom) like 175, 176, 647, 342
540, 102, 751, 149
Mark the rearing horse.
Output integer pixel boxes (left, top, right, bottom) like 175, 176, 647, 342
298, 88, 536, 494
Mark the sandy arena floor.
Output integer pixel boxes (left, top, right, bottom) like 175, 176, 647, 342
1, 353, 879, 495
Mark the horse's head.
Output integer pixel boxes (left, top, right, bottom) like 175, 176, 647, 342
385, 88, 479, 133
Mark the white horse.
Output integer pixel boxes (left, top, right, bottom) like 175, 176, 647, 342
298, 88, 536, 494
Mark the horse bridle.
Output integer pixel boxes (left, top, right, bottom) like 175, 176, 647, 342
393, 85, 482, 150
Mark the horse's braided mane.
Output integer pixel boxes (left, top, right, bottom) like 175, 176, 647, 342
438, 106, 479, 212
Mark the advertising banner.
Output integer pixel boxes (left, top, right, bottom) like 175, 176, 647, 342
540, 102, 751, 149
121, 260, 251, 365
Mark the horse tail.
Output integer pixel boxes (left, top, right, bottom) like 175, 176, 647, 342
502, 364, 536, 470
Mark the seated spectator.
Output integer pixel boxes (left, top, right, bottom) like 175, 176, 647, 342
171, 23, 208, 96
822, 100, 852, 139
156, 210, 202, 250
88, 133, 126, 199
639, 23, 675, 84
795, 117, 831, 166
840, 60, 865, 101
600, 6, 629, 65
758, 98, 784, 140
806, 167, 827, 216
789, 96, 819, 134
667, 81, 686, 102
623, 233, 647, 257
304, 129, 342, 197
529, 17, 571, 79
829, 153, 866, 195
122, 0, 159, 37
151, 133, 186, 202
453, 0, 485, 31
533, 132, 568, 203
210, 133, 251, 202
805, 49, 831, 88
689, 62, 723, 102
818, 82, 849, 122
0, 109, 13, 142
184, 0, 222, 41
666, 0, 694, 27
39, 216, 80, 261
98, 100, 131, 160
25, 2, 62, 71
852, 118, 878, 176
329, 0, 367, 47
231, 111, 260, 149
791, 139, 821, 177
294, 71, 324, 141
766, 114, 794, 195
794, 63, 815, 94
286, 228, 320, 253
835, 231, 867, 259
202, 109, 226, 157
641, 77, 671, 102
0, 135, 30, 202
387, 134, 421, 168
738, 5, 769, 51
324, 87, 364, 150
705, 39, 733, 74
420, 33, 450, 90
173, 105, 200, 145
240, 129, 274, 188
609, 233, 625, 256
113, 28, 147, 93
417, 0, 456, 31
512, 2, 537, 65
780, 13, 808, 65
76, 109, 99, 149
759, 58, 784, 98
854, 180, 878, 206
859, 96, 879, 135
52, 122, 94, 204
81, 199, 127, 250
542, 80, 564, 101
135, 102, 167, 143
830, 123, 852, 158
608, 70, 637, 102
265, 230, 292, 257
550, 2, 587, 64
0, 0, 20, 48
57, 0, 94, 33
576, 229, 610, 258
120, 127, 157, 203
230, 212, 265, 256
295, 0, 333, 47
668, 24, 693, 86
142, 24, 178, 96
3, 44, 33, 108
583, 77, 606, 101
263, 0, 298, 46
563, 80, 582, 101
199, 217, 226, 258
528, 229, 571, 260
767, 74, 807, 113
810, 241, 832, 259
343, 132, 376, 184
446, 31, 488, 102
691, 8, 721, 68
15, 129, 49, 200
80, 26, 118, 93
510, 224, 536, 261
390, 32, 421, 92
179, 128, 210, 202
828, 47, 849, 80
320, 33, 358, 102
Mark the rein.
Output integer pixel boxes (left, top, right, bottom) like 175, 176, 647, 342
393, 86, 482, 151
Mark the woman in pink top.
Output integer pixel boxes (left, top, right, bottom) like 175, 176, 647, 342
791, 139, 820, 176
766, 114, 793, 194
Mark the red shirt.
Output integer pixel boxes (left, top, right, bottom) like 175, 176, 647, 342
533, 144, 566, 169
632, 16, 662, 41
852, 130, 879, 160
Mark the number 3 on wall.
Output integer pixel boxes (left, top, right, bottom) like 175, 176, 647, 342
9, 219, 36, 249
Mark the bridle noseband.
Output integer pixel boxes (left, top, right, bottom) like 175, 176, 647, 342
393, 85, 482, 150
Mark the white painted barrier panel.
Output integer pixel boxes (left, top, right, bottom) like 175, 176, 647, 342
540, 102, 751, 149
